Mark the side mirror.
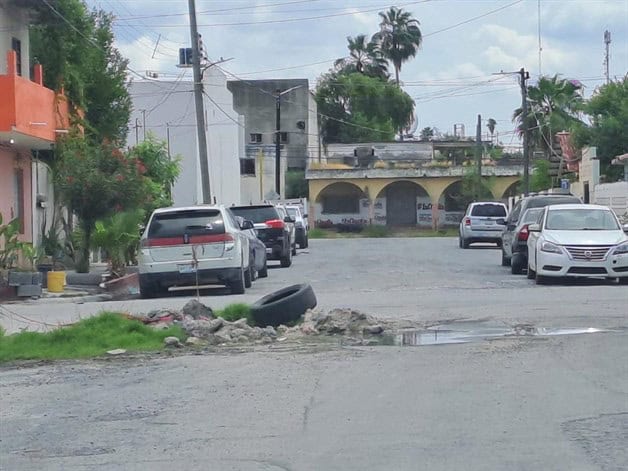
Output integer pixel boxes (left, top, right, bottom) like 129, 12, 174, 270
528, 223, 541, 233
623, 224, 628, 234
284, 216, 295, 223
496, 218, 506, 225
240, 220, 254, 230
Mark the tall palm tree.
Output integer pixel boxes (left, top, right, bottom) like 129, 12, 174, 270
372, 7, 422, 86
513, 75, 583, 158
486, 118, 497, 143
334, 34, 389, 80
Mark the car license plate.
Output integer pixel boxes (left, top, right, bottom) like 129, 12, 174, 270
178, 264, 197, 274
483, 219, 494, 225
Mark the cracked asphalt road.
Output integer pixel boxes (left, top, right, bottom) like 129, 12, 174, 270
1, 238, 627, 470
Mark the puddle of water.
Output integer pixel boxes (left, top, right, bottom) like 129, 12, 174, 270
382, 324, 612, 347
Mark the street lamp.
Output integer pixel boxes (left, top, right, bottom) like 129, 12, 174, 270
275, 85, 304, 198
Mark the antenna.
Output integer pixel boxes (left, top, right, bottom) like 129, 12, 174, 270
604, 30, 611, 84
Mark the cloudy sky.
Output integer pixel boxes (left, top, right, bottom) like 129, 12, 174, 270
86, 0, 628, 146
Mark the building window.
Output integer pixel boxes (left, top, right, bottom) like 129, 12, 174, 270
11, 38, 22, 76
322, 196, 359, 215
14, 169, 25, 233
249, 133, 262, 144
272, 132, 289, 144
240, 158, 256, 176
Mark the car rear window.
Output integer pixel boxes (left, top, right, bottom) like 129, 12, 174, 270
471, 204, 507, 217
148, 210, 225, 238
230, 206, 279, 223
286, 208, 298, 217
526, 197, 581, 209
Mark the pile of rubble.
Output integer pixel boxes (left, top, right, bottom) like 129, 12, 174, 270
138, 300, 391, 348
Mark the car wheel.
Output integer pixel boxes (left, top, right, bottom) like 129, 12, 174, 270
462, 238, 470, 249
230, 265, 246, 294
501, 248, 510, 267
302, 235, 309, 249
258, 259, 268, 278
250, 284, 317, 327
280, 245, 292, 267
139, 275, 157, 299
292, 242, 297, 256
535, 272, 549, 285
527, 262, 535, 280
458, 236, 463, 248
511, 254, 524, 275
244, 265, 253, 288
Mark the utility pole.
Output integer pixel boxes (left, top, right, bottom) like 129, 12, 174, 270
274, 84, 304, 198
141, 109, 147, 141
604, 30, 611, 84
134, 118, 140, 145
475, 114, 482, 199
188, 0, 211, 204
275, 89, 281, 198
519, 67, 530, 195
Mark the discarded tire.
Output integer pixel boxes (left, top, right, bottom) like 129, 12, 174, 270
251, 283, 317, 327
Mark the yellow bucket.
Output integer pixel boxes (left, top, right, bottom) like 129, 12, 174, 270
47, 271, 66, 293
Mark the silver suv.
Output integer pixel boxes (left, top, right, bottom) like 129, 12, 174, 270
459, 202, 508, 248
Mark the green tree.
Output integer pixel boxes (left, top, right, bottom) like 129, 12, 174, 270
286, 171, 309, 199
30, 0, 131, 144
126, 134, 181, 222
486, 118, 497, 142
372, 7, 422, 86
530, 159, 553, 191
419, 127, 434, 141
513, 75, 583, 159
54, 135, 144, 272
334, 34, 389, 80
316, 72, 414, 143
572, 78, 628, 181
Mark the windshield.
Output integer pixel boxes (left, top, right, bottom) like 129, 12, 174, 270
545, 209, 620, 231
471, 204, 506, 217
230, 206, 279, 223
286, 208, 299, 217
521, 208, 544, 224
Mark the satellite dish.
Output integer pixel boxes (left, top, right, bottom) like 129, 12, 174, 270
404, 114, 419, 137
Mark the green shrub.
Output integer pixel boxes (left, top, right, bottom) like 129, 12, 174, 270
215, 303, 253, 324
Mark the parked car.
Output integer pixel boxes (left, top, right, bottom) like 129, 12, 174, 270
232, 214, 269, 281
527, 204, 628, 285
138, 205, 250, 297
285, 205, 308, 248
229, 204, 294, 267
275, 205, 297, 255
500, 207, 544, 274
500, 193, 582, 266
459, 202, 508, 248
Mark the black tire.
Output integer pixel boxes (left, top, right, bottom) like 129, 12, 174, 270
280, 245, 292, 267
258, 260, 268, 278
511, 254, 524, 275
302, 235, 309, 249
139, 275, 157, 299
462, 238, 470, 249
292, 242, 297, 256
535, 272, 549, 285
250, 283, 317, 327
244, 265, 253, 288
527, 262, 535, 280
501, 248, 511, 267
230, 265, 246, 294
458, 236, 463, 248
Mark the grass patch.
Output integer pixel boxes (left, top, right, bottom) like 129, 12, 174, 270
0, 312, 185, 363
362, 225, 389, 238
215, 303, 253, 325
308, 227, 328, 239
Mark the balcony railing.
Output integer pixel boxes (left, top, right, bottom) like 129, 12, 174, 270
0, 50, 69, 148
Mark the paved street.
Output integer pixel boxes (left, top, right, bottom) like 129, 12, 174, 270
1, 238, 628, 470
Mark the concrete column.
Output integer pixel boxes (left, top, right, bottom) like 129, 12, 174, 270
6, 50, 17, 76
431, 194, 441, 231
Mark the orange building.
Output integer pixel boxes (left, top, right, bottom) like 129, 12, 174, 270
0, 2, 69, 245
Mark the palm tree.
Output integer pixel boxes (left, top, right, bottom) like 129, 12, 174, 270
334, 34, 389, 80
486, 118, 497, 143
513, 75, 583, 158
372, 7, 422, 86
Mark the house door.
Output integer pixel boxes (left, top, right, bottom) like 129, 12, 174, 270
386, 182, 417, 226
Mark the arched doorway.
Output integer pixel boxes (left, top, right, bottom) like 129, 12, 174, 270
501, 181, 521, 200
378, 181, 429, 226
314, 182, 367, 227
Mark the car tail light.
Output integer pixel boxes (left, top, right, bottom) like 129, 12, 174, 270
464, 218, 471, 226
518, 225, 529, 241
265, 219, 285, 229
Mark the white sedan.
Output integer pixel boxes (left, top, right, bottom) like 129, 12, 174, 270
527, 204, 628, 285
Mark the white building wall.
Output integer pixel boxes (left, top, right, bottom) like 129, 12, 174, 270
127, 69, 242, 208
